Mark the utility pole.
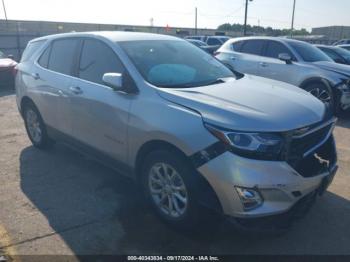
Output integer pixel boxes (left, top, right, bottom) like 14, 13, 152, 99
244, 0, 253, 36
290, 0, 296, 38
195, 7, 198, 35
1, 0, 8, 20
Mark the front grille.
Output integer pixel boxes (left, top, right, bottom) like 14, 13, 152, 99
286, 119, 336, 177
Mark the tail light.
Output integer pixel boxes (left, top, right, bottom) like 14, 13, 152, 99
12, 66, 18, 77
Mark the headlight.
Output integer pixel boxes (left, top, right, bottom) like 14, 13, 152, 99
205, 123, 284, 160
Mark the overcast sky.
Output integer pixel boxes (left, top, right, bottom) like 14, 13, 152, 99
1, 0, 349, 31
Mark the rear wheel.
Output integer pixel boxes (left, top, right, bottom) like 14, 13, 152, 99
23, 102, 54, 149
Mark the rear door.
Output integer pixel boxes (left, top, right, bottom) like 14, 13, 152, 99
69, 38, 133, 163
42, 38, 80, 135
26, 38, 79, 135
259, 40, 301, 85
231, 39, 266, 75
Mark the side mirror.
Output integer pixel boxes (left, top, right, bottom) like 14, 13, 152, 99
7, 54, 14, 60
102, 73, 123, 90
278, 53, 292, 64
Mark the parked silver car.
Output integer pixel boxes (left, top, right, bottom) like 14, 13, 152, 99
338, 44, 350, 52
15, 32, 337, 230
216, 37, 350, 113
185, 35, 230, 46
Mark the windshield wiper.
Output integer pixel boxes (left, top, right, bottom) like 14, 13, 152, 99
204, 78, 227, 86
158, 77, 234, 89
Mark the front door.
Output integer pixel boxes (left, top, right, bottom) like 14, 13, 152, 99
69, 38, 133, 163
259, 40, 301, 86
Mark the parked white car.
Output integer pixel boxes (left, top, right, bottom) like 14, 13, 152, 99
216, 37, 350, 113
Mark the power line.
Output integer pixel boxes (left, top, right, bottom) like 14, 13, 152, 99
1, 0, 7, 20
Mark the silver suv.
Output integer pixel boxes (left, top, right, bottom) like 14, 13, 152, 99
16, 32, 337, 230
216, 37, 350, 113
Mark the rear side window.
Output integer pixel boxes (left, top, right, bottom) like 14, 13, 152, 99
241, 40, 265, 56
78, 39, 125, 85
207, 37, 222, 46
48, 39, 79, 75
231, 41, 244, 51
265, 41, 293, 59
21, 40, 45, 62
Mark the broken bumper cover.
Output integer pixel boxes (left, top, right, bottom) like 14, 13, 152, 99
197, 151, 337, 220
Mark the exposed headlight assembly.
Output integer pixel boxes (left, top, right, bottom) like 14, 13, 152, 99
337, 80, 350, 92
205, 123, 284, 160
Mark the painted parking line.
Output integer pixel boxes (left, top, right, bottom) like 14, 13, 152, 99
0, 224, 19, 262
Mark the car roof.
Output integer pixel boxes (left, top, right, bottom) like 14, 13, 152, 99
29, 31, 181, 43
229, 36, 309, 45
187, 39, 204, 43
315, 44, 335, 48
187, 35, 228, 38
316, 45, 346, 50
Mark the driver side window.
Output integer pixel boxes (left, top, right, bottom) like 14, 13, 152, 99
78, 39, 125, 85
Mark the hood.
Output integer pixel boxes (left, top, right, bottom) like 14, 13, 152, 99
157, 75, 325, 132
0, 58, 16, 69
313, 61, 350, 77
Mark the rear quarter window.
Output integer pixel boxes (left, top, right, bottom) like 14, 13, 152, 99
231, 41, 244, 51
21, 40, 46, 62
38, 44, 51, 68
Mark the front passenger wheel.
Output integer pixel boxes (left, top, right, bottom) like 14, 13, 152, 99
304, 82, 335, 113
141, 150, 203, 229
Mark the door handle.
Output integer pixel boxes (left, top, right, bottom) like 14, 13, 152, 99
69, 86, 83, 95
260, 62, 268, 67
31, 73, 40, 80
230, 56, 236, 61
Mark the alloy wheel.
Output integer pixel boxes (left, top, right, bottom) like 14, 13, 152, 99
308, 87, 331, 104
148, 162, 188, 218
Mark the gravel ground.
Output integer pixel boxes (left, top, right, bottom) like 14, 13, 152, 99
0, 89, 349, 258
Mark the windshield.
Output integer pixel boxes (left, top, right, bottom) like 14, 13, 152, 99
0, 50, 4, 58
289, 41, 333, 62
119, 40, 234, 88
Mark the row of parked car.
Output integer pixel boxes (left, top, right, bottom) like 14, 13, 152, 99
215, 36, 350, 114
11, 32, 348, 231
183, 35, 350, 114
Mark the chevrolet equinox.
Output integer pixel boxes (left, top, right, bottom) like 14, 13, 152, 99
16, 32, 338, 230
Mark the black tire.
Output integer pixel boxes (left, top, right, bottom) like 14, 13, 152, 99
141, 150, 205, 229
303, 82, 335, 114
23, 101, 54, 149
